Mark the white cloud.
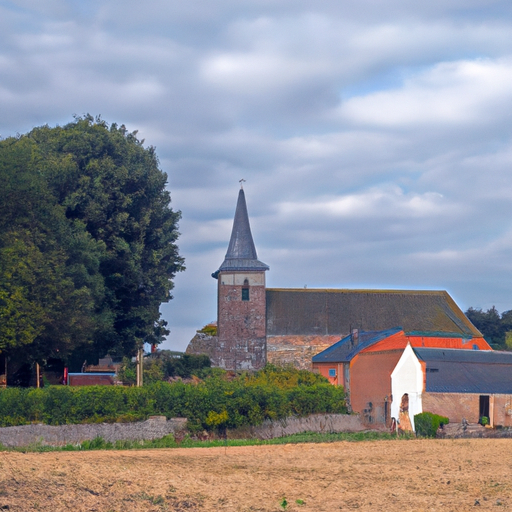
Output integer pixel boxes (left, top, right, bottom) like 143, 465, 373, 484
339, 58, 512, 127
201, 52, 327, 95
278, 188, 448, 219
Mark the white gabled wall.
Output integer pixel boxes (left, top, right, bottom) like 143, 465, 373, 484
391, 343, 424, 431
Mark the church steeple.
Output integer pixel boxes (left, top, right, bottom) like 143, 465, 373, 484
212, 188, 269, 278
211, 186, 268, 370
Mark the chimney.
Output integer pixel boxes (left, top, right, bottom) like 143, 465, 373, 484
351, 328, 359, 346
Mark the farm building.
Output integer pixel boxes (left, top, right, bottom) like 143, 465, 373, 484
391, 345, 512, 430
312, 328, 491, 425
186, 186, 488, 373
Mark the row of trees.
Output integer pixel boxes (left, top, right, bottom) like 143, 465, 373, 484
0, 116, 184, 371
465, 307, 512, 349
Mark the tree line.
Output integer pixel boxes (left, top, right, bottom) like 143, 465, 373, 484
465, 306, 512, 349
0, 116, 184, 371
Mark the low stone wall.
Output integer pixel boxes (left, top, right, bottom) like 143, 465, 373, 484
0, 414, 368, 447
228, 413, 368, 440
0, 416, 187, 447
437, 422, 512, 439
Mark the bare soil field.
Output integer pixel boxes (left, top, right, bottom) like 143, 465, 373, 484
0, 438, 510, 511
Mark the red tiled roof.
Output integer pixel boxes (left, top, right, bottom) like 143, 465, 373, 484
361, 333, 491, 353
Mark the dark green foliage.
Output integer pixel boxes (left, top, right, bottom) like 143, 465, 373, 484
0, 116, 184, 367
466, 306, 512, 349
117, 352, 212, 385
245, 364, 329, 388
414, 411, 449, 438
0, 367, 347, 429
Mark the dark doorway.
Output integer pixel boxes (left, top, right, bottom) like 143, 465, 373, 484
479, 395, 490, 420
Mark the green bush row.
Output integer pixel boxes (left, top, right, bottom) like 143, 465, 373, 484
414, 411, 449, 437
0, 370, 347, 431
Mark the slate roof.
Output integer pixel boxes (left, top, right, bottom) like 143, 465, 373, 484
414, 348, 512, 394
212, 188, 269, 278
266, 288, 482, 338
312, 327, 403, 363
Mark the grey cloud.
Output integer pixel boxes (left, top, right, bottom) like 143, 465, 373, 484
2, 1, 512, 350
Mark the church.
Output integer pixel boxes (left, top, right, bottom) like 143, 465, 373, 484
186, 187, 487, 371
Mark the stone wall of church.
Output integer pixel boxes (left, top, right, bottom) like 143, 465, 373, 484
186, 333, 337, 371
267, 335, 340, 370
185, 331, 217, 360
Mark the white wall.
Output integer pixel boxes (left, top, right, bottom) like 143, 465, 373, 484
391, 343, 424, 431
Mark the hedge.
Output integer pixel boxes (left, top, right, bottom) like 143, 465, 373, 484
414, 411, 449, 437
0, 375, 347, 431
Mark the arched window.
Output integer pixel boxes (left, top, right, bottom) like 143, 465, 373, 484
242, 278, 249, 301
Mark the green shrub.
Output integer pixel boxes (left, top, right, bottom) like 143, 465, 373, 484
197, 324, 217, 336
414, 411, 449, 437
0, 366, 347, 429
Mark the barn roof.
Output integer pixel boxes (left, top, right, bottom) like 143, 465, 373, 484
266, 288, 481, 338
414, 348, 512, 394
212, 188, 269, 278
312, 327, 403, 363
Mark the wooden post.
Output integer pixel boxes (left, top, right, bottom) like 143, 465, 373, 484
136, 347, 144, 387
136, 351, 140, 387
139, 347, 144, 387
36, 363, 40, 389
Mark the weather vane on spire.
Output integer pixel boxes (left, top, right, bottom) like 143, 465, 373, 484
239, 178, 246, 189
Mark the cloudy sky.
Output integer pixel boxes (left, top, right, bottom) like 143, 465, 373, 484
2, 0, 512, 350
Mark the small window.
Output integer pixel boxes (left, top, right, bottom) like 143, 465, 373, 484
328, 368, 336, 377
242, 279, 250, 301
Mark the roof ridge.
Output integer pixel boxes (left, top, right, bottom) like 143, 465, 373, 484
267, 288, 446, 294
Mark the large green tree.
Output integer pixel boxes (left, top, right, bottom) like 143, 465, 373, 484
0, 116, 184, 368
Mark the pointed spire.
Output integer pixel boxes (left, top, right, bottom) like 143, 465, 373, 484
212, 188, 269, 279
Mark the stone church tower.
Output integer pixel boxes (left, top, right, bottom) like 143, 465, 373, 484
211, 186, 269, 370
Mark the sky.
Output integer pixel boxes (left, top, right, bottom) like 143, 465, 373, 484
2, 0, 512, 351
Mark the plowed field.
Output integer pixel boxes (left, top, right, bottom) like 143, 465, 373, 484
0, 438, 510, 511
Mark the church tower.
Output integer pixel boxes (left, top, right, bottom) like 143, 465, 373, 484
211, 186, 269, 370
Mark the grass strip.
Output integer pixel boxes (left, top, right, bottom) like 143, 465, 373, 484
0, 430, 414, 453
